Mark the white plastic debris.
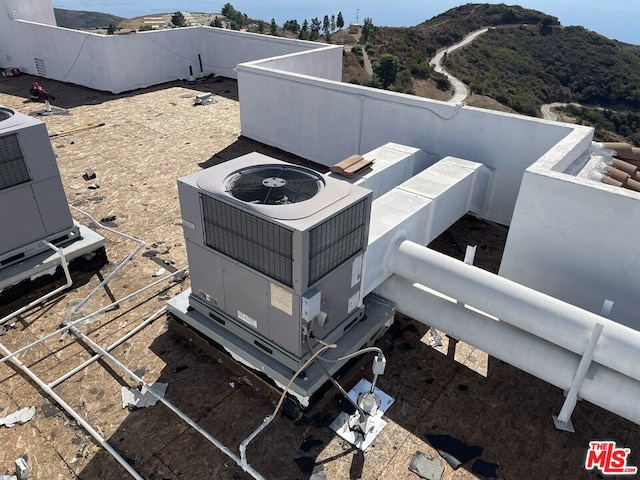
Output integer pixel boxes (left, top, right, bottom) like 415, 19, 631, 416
427, 328, 443, 347
0, 407, 36, 428
229, 382, 235, 389
121, 383, 168, 409
152, 267, 166, 277
15, 458, 28, 480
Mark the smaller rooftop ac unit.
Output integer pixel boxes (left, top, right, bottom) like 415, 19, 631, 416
0, 106, 79, 268
178, 153, 373, 370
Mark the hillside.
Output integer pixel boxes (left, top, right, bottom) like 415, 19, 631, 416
445, 26, 640, 115
350, 3, 639, 145
343, 4, 559, 99
53, 8, 124, 29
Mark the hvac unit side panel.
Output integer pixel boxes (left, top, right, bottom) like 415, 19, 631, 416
177, 180, 205, 246
222, 259, 271, 341
268, 288, 303, 357
186, 241, 226, 312
0, 185, 47, 255
30, 178, 74, 235
310, 255, 363, 339
17, 124, 61, 183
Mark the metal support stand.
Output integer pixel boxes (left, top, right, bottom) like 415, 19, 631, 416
553, 322, 604, 432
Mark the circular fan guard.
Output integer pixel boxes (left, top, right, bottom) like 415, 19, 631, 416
0, 108, 14, 122
226, 165, 323, 205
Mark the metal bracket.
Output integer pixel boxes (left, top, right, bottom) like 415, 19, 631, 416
553, 322, 604, 432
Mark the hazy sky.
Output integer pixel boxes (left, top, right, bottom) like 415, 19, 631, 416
51, 0, 640, 45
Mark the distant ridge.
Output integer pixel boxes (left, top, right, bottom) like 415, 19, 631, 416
53, 8, 124, 29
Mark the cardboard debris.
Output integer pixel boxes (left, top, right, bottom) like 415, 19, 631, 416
0, 407, 36, 428
121, 383, 168, 409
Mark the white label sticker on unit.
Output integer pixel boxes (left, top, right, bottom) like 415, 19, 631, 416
270, 283, 293, 316
348, 291, 360, 313
351, 254, 363, 287
237, 310, 258, 329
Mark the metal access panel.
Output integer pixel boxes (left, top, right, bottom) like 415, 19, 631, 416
0, 107, 75, 259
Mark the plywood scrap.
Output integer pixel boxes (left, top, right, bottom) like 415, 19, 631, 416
121, 383, 168, 409
330, 154, 373, 178
0, 406, 35, 427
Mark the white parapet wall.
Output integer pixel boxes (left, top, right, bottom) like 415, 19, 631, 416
0, 15, 332, 93
2, 0, 56, 26
499, 166, 640, 330
238, 57, 591, 225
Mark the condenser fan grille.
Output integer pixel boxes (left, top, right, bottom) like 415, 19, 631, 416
0, 108, 13, 122
226, 165, 323, 205
201, 193, 294, 286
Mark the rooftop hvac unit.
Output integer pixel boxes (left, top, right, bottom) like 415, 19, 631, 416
178, 152, 373, 370
0, 106, 79, 268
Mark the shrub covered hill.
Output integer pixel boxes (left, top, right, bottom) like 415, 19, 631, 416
54, 8, 124, 29
362, 3, 640, 144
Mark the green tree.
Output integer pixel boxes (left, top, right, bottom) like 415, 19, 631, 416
270, 18, 277, 35
362, 17, 374, 43
221, 3, 245, 30
283, 19, 300, 34
323, 15, 331, 42
221, 3, 233, 17
139, 23, 153, 31
210, 16, 222, 27
256, 20, 265, 34
336, 11, 344, 30
394, 69, 414, 94
299, 19, 309, 40
107, 23, 116, 35
310, 17, 321, 40
331, 15, 336, 32
171, 11, 186, 28
374, 54, 399, 89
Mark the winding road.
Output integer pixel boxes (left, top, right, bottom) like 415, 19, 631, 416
429, 28, 489, 104
429, 26, 571, 121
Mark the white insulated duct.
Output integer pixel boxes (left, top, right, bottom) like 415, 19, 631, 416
374, 275, 640, 424
387, 240, 640, 383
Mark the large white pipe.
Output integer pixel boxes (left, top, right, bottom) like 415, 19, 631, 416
374, 275, 640, 424
388, 240, 640, 382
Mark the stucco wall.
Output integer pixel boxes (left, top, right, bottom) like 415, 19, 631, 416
0, 20, 330, 94
499, 171, 640, 329
1, 0, 56, 26
201, 28, 332, 80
